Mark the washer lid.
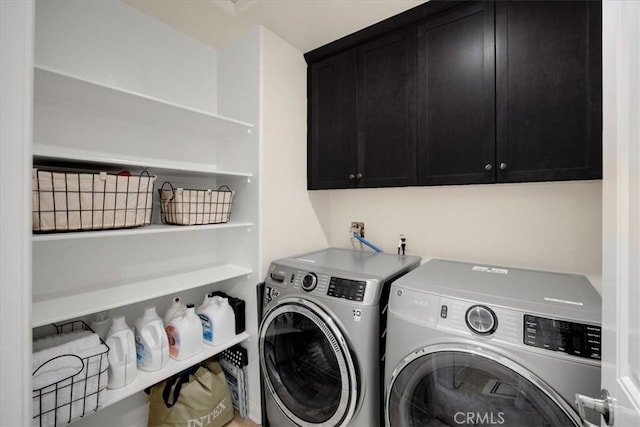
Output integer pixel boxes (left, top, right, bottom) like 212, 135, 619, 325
393, 259, 601, 323
276, 247, 421, 280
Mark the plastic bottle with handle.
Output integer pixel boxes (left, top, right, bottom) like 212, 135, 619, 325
105, 315, 137, 389
166, 303, 203, 360
135, 306, 169, 371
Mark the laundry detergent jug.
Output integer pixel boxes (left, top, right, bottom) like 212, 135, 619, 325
105, 315, 137, 389
163, 296, 186, 327
166, 303, 203, 360
135, 306, 169, 371
197, 294, 236, 346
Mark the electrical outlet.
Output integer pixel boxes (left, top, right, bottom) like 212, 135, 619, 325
350, 221, 365, 237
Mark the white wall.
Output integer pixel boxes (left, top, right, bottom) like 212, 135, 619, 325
0, 2, 34, 425
35, 0, 217, 113
261, 28, 329, 274
314, 180, 603, 290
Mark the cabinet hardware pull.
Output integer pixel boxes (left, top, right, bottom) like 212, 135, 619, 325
356, 173, 363, 179
499, 162, 507, 170
484, 164, 493, 171
348, 173, 356, 180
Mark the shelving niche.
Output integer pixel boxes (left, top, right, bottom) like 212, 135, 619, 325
32, 64, 259, 421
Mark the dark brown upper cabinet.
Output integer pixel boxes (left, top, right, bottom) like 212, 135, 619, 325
307, 49, 358, 189
358, 27, 417, 188
417, 1, 495, 185
495, 0, 602, 183
305, 0, 602, 190
307, 29, 417, 189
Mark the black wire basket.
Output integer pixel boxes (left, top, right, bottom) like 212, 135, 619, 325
158, 182, 233, 225
32, 321, 109, 426
32, 168, 155, 233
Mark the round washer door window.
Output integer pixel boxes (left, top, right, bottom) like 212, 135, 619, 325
387, 347, 580, 427
259, 299, 358, 427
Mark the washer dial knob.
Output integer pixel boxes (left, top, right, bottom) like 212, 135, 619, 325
465, 305, 497, 335
301, 273, 318, 292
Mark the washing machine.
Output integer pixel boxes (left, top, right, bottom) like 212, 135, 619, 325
259, 248, 421, 427
385, 259, 602, 427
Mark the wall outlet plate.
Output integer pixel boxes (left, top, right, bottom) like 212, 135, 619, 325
350, 221, 365, 237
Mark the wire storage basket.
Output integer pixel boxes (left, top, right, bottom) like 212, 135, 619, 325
158, 182, 234, 225
32, 321, 110, 427
32, 168, 156, 232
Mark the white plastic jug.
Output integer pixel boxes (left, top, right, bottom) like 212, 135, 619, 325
196, 293, 213, 313
89, 311, 111, 341
164, 296, 186, 327
196, 292, 215, 345
166, 303, 203, 360
134, 306, 169, 371
105, 315, 137, 389
198, 295, 236, 346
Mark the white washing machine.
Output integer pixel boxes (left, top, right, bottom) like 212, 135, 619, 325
259, 248, 421, 427
385, 259, 602, 427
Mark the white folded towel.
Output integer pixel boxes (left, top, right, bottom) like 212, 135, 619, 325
33, 330, 93, 354
32, 331, 109, 426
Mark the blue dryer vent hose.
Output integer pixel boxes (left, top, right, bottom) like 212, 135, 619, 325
353, 233, 383, 253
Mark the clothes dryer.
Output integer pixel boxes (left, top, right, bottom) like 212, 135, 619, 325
385, 259, 602, 427
260, 248, 421, 427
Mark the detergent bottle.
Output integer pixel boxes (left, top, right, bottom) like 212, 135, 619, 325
166, 303, 203, 360
196, 292, 213, 313
164, 296, 186, 327
134, 306, 169, 371
89, 311, 111, 341
210, 296, 236, 346
196, 292, 216, 345
105, 315, 137, 389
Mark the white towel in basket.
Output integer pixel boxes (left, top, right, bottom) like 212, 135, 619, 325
33, 332, 109, 426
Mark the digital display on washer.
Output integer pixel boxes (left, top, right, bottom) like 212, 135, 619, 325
523, 315, 601, 360
327, 277, 366, 301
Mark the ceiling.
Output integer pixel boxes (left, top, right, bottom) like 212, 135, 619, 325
124, 0, 425, 53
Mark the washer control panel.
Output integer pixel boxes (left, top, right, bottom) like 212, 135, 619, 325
524, 315, 601, 360
327, 277, 367, 302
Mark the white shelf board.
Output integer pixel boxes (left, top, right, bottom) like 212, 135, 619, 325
33, 144, 253, 178
32, 222, 254, 242
34, 65, 254, 138
104, 332, 250, 409
32, 264, 252, 327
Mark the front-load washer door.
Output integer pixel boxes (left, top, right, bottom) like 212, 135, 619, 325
386, 344, 582, 427
259, 298, 358, 427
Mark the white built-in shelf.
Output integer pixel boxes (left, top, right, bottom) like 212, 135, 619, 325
104, 332, 250, 409
32, 222, 254, 242
33, 144, 254, 178
32, 264, 252, 327
34, 65, 254, 140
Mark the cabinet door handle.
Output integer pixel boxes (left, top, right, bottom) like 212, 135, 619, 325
348, 173, 356, 180
499, 162, 507, 170
484, 163, 493, 171
356, 173, 363, 179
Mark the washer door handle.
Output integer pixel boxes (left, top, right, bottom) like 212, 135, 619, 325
575, 389, 614, 427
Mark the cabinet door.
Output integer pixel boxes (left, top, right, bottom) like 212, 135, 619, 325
417, 2, 496, 185
496, 0, 602, 182
308, 50, 358, 190
358, 28, 417, 188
